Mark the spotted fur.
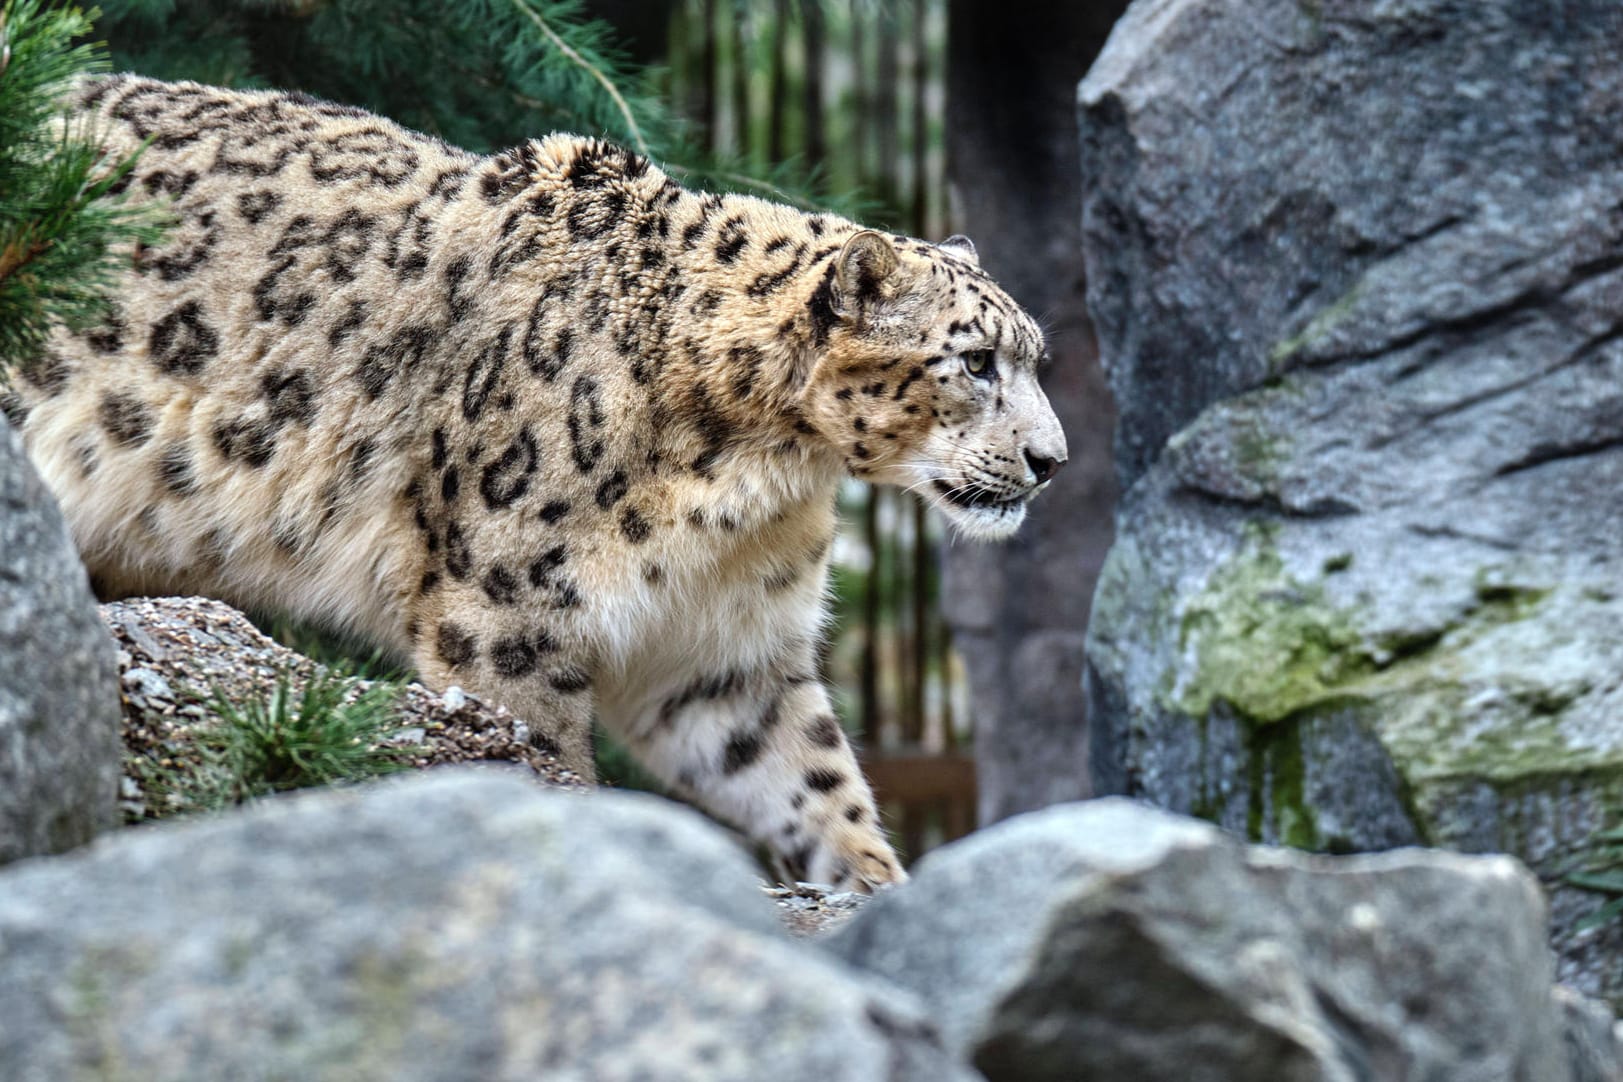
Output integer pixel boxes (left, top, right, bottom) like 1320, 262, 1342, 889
6, 77, 1066, 892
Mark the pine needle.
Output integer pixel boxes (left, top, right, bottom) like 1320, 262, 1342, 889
1567, 813, 1623, 933
142, 665, 417, 816
508, 0, 647, 158
0, 0, 167, 374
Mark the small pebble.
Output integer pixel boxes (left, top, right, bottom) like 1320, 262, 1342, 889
122, 667, 173, 701
442, 686, 467, 712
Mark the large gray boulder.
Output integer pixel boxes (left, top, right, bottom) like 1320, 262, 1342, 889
0, 769, 972, 1082
1078, 0, 1623, 1004
829, 798, 1583, 1082
0, 415, 120, 864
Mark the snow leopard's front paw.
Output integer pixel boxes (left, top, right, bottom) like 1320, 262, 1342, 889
790, 819, 908, 894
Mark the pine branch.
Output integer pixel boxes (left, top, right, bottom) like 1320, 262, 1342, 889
0, 0, 168, 374
94, 0, 867, 216
666, 159, 837, 215
507, 0, 647, 158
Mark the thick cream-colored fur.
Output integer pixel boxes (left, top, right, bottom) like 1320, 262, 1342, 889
5, 76, 1066, 890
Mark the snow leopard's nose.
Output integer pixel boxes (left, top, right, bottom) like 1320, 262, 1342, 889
1025, 449, 1063, 485
1014, 371, 1067, 486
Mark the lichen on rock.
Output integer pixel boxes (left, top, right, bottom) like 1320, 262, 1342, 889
1080, 0, 1623, 1005
1168, 524, 1372, 726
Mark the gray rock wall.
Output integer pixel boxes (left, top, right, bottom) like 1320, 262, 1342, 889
0, 415, 120, 864
1079, 0, 1623, 1005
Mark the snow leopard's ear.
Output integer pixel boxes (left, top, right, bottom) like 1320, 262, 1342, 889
833, 230, 901, 321
938, 234, 978, 263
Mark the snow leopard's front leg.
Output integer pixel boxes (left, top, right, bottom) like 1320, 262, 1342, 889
409, 584, 600, 782
608, 668, 906, 892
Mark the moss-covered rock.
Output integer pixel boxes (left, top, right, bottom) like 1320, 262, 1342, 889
1088, 479, 1623, 1002
1080, 0, 1623, 1006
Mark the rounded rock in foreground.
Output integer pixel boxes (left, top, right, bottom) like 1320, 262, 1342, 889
0, 770, 969, 1082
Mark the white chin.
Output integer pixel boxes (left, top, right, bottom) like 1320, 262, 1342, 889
937, 497, 1027, 540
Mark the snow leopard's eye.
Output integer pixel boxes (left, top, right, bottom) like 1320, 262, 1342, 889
962, 349, 996, 380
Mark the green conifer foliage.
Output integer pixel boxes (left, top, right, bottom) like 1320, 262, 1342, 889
0, 0, 165, 374
98, 0, 846, 212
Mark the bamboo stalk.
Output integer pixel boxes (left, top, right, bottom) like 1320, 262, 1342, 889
875, 6, 898, 211
769, 0, 790, 162
911, 0, 929, 237
700, 0, 717, 147
731, 4, 751, 162
803, 0, 826, 166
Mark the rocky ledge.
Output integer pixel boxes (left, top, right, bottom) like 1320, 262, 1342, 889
104, 596, 587, 820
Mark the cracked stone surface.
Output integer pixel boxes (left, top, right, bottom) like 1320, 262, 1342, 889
1078, 0, 1623, 1006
